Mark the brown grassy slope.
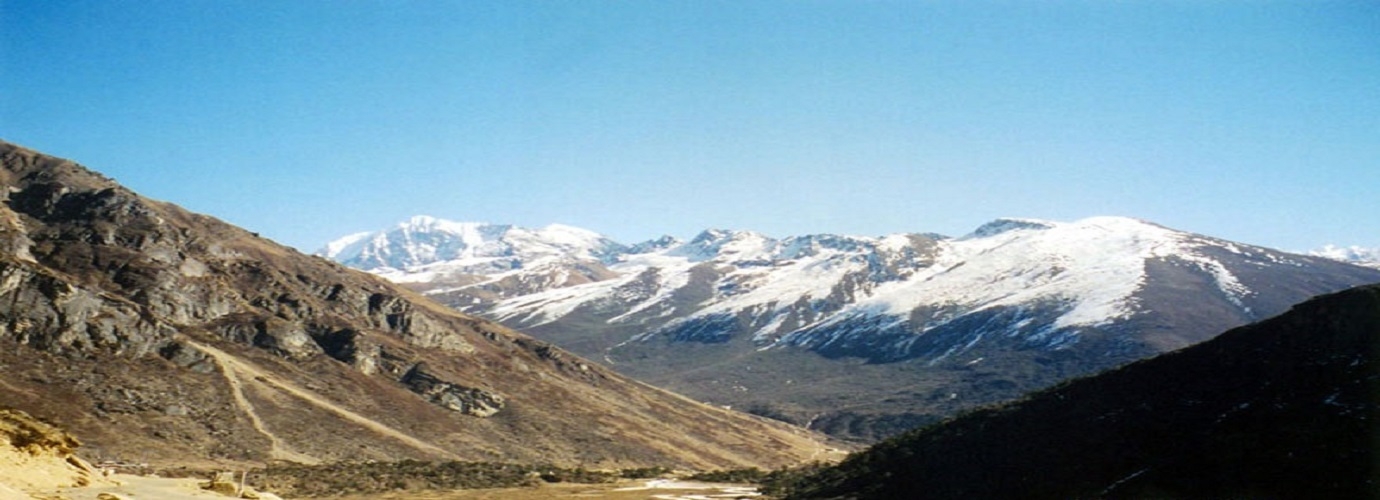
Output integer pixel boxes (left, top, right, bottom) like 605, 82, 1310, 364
0, 140, 830, 470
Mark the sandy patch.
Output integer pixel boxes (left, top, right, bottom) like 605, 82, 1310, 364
28, 474, 255, 500
0, 408, 117, 497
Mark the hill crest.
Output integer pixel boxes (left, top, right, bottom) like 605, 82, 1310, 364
0, 140, 830, 469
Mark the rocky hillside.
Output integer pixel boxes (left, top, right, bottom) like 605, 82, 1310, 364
773, 283, 1380, 499
326, 216, 1380, 441
0, 141, 828, 470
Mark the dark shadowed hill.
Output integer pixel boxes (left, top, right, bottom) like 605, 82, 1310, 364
0, 140, 829, 470
774, 283, 1380, 499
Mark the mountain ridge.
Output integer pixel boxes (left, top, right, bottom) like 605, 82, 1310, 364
324, 214, 1378, 357
325, 215, 1380, 441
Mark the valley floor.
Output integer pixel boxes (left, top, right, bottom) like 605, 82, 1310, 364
18, 475, 761, 500
315, 479, 761, 500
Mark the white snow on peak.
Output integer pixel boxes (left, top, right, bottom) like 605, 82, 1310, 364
833, 216, 1214, 330
318, 231, 374, 260
670, 229, 776, 262
534, 223, 614, 252
329, 215, 1278, 354
486, 228, 871, 331
319, 216, 623, 279
1309, 245, 1380, 269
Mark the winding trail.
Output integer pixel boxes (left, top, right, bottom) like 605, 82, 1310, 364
185, 338, 458, 461
208, 344, 321, 464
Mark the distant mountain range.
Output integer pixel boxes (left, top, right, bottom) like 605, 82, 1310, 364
323, 216, 1380, 441
0, 141, 825, 469
773, 283, 1380, 499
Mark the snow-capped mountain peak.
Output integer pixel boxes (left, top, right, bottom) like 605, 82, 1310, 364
667, 229, 775, 262
315, 216, 626, 282
323, 216, 1380, 364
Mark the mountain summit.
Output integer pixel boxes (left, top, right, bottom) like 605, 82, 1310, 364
328, 215, 1380, 441
0, 141, 826, 468
322, 215, 624, 272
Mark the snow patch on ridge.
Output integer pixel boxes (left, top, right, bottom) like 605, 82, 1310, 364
317, 216, 625, 279
321, 231, 374, 260
1309, 245, 1380, 270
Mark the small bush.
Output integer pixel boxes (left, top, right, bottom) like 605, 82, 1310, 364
620, 466, 671, 479
686, 467, 767, 483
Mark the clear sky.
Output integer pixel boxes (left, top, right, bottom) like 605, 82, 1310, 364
3, 1, 1377, 252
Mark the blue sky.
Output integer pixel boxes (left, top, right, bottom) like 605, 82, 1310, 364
3, 1, 1377, 252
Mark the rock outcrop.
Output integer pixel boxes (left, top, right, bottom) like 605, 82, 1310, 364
402, 363, 505, 417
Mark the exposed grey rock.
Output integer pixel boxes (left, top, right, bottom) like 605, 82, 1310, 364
368, 293, 472, 353
251, 317, 322, 360
401, 363, 504, 417
158, 341, 217, 374
0, 261, 170, 357
312, 328, 381, 376
162, 404, 189, 416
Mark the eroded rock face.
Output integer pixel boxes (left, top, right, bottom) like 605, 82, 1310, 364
312, 328, 382, 375
367, 293, 472, 353
250, 317, 322, 360
157, 341, 217, 373
401, 363, 504, 417
0, 261, 172, 357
